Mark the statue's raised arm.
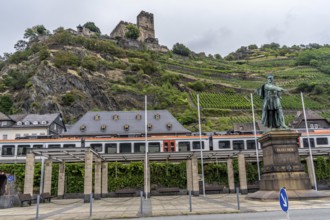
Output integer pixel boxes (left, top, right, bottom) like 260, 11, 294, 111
257, 75, 288, 129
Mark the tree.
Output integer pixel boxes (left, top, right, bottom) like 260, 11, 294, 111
24, 25, 50, 41
0, 95, 13, 114
248, 44, 258, 50
172, 43, 190, 56
125, 24, 140, 40
14, 40, 28, 51
214, 54, 222, 59
83, 22, 101, 34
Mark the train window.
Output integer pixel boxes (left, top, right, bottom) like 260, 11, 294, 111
233, 140, 244, 150
316, 138, 328, 145
192, 141, 204, 150
48, 144, 61, 149
2, 145, 15, 156
149, 142, 160, 153
303, 138, 315, 148
91, 144, 102, 152
63, 144, 76, 148
134, 143, 145, 153
246, 140, 256, 150
105, 143, 117, 154
17, 145, 30, 156
32, 145, 43, 148
218, 141, 230, 149
119, 143, 131, 153
178, 142, 190, 152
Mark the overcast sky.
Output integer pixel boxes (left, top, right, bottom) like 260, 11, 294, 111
1, 0, 330, 56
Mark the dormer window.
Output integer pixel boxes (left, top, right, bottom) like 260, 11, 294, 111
1, 121, 8, 126
154, 114, 160, 120
124, 124, 129, 131
33, 121, 39, 125
113, 114, 119, 120
101, 124, 106, 131
166, 123, 172, 130
24, 121, 30, 125
17, 121, 22, 126
80, 125, 86, 132
147, 123, 152, 130
94, 114, 100, 121
136, 114, 142, 120
41, 121, 47, 125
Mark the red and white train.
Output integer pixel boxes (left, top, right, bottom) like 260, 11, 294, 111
0, 129, 329, 161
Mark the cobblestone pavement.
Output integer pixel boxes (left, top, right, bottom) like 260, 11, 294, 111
1, 192, 330, 220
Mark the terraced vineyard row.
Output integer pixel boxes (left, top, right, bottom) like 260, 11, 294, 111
190, 92, 327, 110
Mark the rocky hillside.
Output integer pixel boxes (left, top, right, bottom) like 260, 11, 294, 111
1, 28, 330, 131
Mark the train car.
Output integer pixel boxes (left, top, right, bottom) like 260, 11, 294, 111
0, 135, 210, 161
212, 134, 262, 151
299, 129, 330, 148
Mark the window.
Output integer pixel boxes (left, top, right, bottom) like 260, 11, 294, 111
33, 121, 39, 125
136, 114, 142, 120
40, 133, 45, 135
303, 138, 315, 148
316, 138, 328, 145
41, 121, 47, 125
24, 133, 29, 137
154, 114, 160, 120
113, 114, 119, 120
32, 145, 43, 149
2, 145, 15, 156
2, 134, 8, 140
119, 143, 131, 153
178, 142, 190, 152
94, 114, 100, 121
218, 141, 230, 149
48, 144, 61, 148
192, 141, 205, 150
124, 124, 129, 131
134, 143, 145, 153
147, 123, 152, 130
233, 140, 244, 150
1, 121, 8, 126
149, 142, 160, 153
17, 145, 30, 156
80, 125, 86, 132
24, 121, 30, 125
101, 124, 106, 131
246, 140, 256, 150
91, 144, 102, 152
63, 144, 76, 148
166, 123, 172, 130
17, 121, 22, 126
105, 143, 117, 154
15, 134, 21, 138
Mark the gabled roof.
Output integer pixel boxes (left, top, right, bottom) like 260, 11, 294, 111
9, 113, 63, 128
291, 110, 327, 128
64, 110, 190, 136
0, 112, 13, 121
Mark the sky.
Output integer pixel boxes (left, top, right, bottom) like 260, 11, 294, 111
1, 0, 330, 57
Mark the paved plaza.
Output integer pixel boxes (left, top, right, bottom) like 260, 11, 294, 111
0, 192, 330, 220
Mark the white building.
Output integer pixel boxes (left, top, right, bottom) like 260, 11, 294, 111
0, 112, 66, 140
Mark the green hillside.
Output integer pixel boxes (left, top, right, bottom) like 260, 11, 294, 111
0, 27, 330, 131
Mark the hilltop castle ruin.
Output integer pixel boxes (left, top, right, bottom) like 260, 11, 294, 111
110, 11, 167, 52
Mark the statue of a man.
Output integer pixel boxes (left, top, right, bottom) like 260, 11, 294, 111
257, 75, 288, 129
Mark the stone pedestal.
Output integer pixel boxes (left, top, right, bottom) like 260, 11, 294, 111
259, 130, 311, 191
248, 130, 327, 200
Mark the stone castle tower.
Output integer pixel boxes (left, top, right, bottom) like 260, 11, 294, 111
110, 11, 157, 44
137, 11, 155, 42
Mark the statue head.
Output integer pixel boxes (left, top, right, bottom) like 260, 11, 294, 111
267, 75, 274, 83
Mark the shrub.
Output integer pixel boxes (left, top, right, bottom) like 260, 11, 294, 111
187, 81, 205, 91
53, 51, 80, 68
172, 43, 191, 56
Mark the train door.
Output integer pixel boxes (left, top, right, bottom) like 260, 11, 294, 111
163, 140, 176, 152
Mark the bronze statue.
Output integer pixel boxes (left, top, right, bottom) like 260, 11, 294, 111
257, 75, 288, 129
